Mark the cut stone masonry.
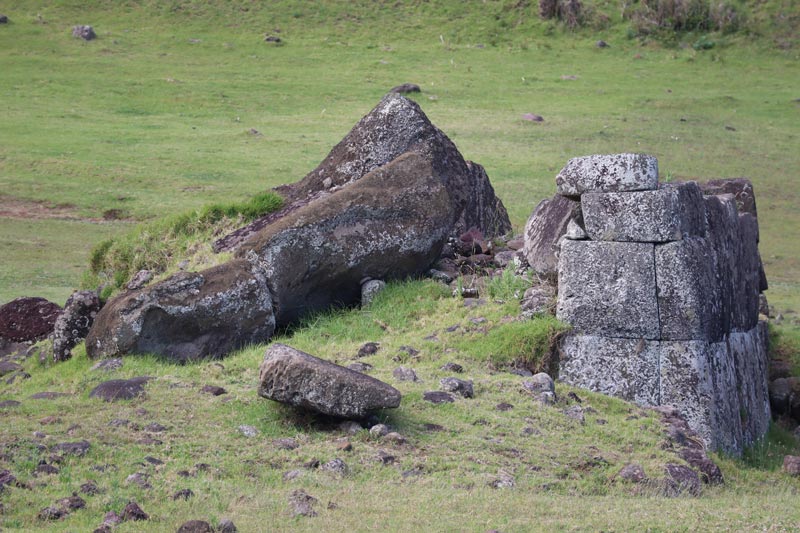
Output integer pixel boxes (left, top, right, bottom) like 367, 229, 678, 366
549, 153, 770, 455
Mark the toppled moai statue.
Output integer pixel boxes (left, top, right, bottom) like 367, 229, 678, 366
87, 94, 510, 361
537, 153, 770, 456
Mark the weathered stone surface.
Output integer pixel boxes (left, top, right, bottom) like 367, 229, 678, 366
663, 463, 701, 496
235, 153, 454, 326
556, 153, 658, 197
655, 237, 722, 341
217, 93, 510, 252
558, 335, 660, 406
769, 377, 800, 420
258, 343, 401, 418
439, 377, 473, 398
732, 213, 762, 331
0, 297, 62, 342
702, 194, 738, 335
177, 520, 214, 533
86, 259, 274, 362
557, 240, 659, 339
361, 279, 386, 307
522, 194, 581, 277
520, 284, 555, 319
89, 377, 152, 402
729, 326, 771, 445
617, 463, 646, 483
700, 178, 758, 219
564, 218, 587, 240
784, 455, 800, 476
52, 291, 102, 362
582, 182, 705, 242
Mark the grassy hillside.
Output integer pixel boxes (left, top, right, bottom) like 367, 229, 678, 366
1, 2, 800, 530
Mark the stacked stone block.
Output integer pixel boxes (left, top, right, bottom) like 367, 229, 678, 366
553, 153, 770, 455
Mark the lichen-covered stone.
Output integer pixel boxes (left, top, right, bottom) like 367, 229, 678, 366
557, 240, 659, 339
555, 153, 658, 197
582, 182, 705, 242
558, 335, 660, 406
522, 194, 581, 278
237, 153, 454, 326
258, 343, 401, 418
216, 93, 510, 251
655, 237, 723, 341
86, 259, 275, 362
730, 325, 771, 445
732, 213, 762, 331
52, 291, 102, 362
700, 178, 758, 219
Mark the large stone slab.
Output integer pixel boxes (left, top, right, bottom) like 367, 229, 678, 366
706, 340, 744, 455
558, 335, 660, 405
729, 325, 771, 445
216, 93, 511, 251
522, 194, 581, 278
733, 213, 762, 331
237, 152, 455, 326
86, 259, 275, 362
556, 240, 659, 339
258, 343, 401, 418
655, 237, 723, 341
555, 153, 658, 197
582, 182, 706, 242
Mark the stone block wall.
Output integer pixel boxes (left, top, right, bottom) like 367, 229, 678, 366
552, 153, 770, 455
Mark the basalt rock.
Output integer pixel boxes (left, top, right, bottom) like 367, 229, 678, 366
215, 93, 510, 252
52, 291, 102, 362
522, 194, 581, 278
258, 343, 401, 418
0, 297, 62, 342
86, 259, 274, 362
556, 153, 658, 197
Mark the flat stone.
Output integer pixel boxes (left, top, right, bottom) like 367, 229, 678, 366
655, 237, 723, 341
258, 343, 401, 418
556, 153, 658, 197
423, 391, 455, 404
582, 182, 705, 242
89, 377, 152, 402
522, 194, 581, 278
0, 400, 21, 408
558, 335, 660, 406
556, 240, 659, 339
51, 440, 91, 457
439, 377, 473, 398
177, 520, 212, 533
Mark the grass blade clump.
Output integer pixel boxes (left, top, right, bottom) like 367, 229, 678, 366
85, 192, 282, 297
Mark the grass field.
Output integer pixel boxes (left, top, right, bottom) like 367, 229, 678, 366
1, 1, 800, 531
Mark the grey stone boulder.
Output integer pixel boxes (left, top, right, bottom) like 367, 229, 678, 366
699, 178, 758, 219
732, 213, 762, 331
655, 237, 723, 341
520, 284, 556, 319
361, 279, 386, 307
0, 297, 62, 342
558, 335, 660, 406
522, 194, 581, 278
555, 153, 658, 197
72, 25, 96, 40
729, 326, 771, 444
439, 377, 473, 398
85, 259, 274, 362
89, 377, 152, 402
582, 182, 706, 242
235, 153, 455, 326
52, 291, 102, 362
556, 240, 659, 339
216, 93, 511, 252
258, 343, 401, 418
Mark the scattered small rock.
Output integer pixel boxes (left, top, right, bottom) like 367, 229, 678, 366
52, 440, 90, 457
783, 455, 800, 476
0, 14, 8, 23
90, 358, 123, 372
423, 391, 455, 404
357, 342, 380, 357
495, 402, 514, 411
0, 399, 21, 408
72, 25, 96, 40
126, 472, 151, 489
177, 520, 213, 533
370, 424, 390, 438
390, 83, 421, 94
399, 345, 420, 357
145, 422, 167, 433
336, 439, 353, 452
274, 438, 299, 450
321, 458, 348, 476
126, 270, 153, 290
617, 463, 646, 483
238, 425, 259, 438
522, 373, 555, 395
520, 285, 556, 318
201, 384, 227, 396
57, 493, 86, 510
522, 113, 544, 122
563, 405, 585, 424
489, 472, 515, 489
384, 432, 407, 445
664, 463, 701, 496
596, 40, 609, 48
264, 35, 282, 43
428, 269, 453, 284
288, 489, 317, 517
567, 391, 582, 403
725, 125, 737, 131
440, 362, 463, 373
361, 279, 386, 307
89, 376, 151, 402
440, 377, 474, 398
347, 362, 372, 373
0, 360, 22, 376
38, 506, 67, 520
121, 501, 149, 521
36, 463, 60, 475
393, 366, 419, 382
80, 481, 100, 495
30, 391, 69, 400
173, 488, 195, 501
218, 518, 238, 533
0, 297, 62, 342
377, 450, 395, 464
339, 420, 363, 434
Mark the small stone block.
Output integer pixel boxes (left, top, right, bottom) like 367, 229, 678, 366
556, 153, 658, 197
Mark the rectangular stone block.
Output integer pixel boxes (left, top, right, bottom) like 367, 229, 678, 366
557, 240, 659, 339
556, 153, 658, 197
707, 339, 744, 455
582, 182, 706, 242
522, 194, 581, 278
558, 335, 660, 405
733, 213, 761, 331
703, 194, 738, 336
655, 236, 723, 341
730, 325, 771, 445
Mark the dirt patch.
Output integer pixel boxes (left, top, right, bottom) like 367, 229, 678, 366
0, 195, 115, 222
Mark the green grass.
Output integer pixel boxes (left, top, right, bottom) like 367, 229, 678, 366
1, 1, 800, 531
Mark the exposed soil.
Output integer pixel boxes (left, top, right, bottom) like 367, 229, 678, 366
0, 195, 122, 222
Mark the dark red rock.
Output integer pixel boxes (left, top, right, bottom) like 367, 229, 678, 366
664, 463, 701, 496
121, 501, 149, 521
0, 297, 62, 342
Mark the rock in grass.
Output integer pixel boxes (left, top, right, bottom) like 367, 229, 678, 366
0, 14, 8, 23
51, 440, 90, 457
86, 260, 275, 362
389, 83, 421, 94
72, 25, 96, 40
177, 520, 213, 533
423, 391, 455, 404
217, 519, 238, 533
89, 377, 151, 402
555, 153, 659, 197
288, 489, 318, 517
0, 297, 62, 342
121, 502, 149, 521
440, 377, 473, 398
258, 343, 401, 418
52, 290, 102, 362
663, 463, 701, 496
783, 455, 800, 476
38, 506, 68, 520
617, 463, 646, 483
